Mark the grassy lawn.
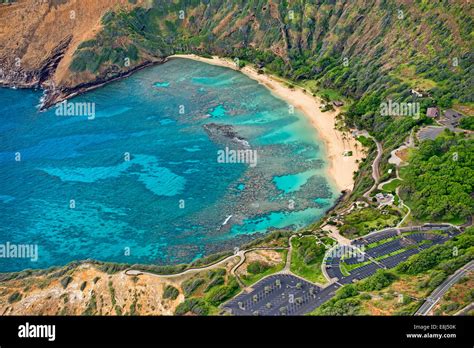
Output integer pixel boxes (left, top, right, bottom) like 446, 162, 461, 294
401, 230, 446, 237
365, 231, 445, 251
339, 262, 350, 276
373, 247, 414, 262
320, 236, 337, 247
290, 236, 328, 284
240, 250, 288, 287
340, 260, 373, 273
382, 179, 402, 193
339, 207, 402, 238
366, 235, 400, 249
390, 64, 438, 91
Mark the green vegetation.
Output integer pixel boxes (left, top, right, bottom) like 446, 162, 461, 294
175, 298, 210, 316
311, 284, 361, 315
356, 136, 373, 148
203, 276, 225, 292
204, 278, 240, 307
247, 261, 271, 275
459, 116, 474, 131
108, 281, 116, 307
71, 1, 472, 117
290, 236, 327, 283
381, 179, 402, 193
357, 270, 398, 292
175, 266, 241, 315
203, 268, 227, 291
311, 227, 474, 315
182, 278, 205, 297
434, 276, 474, 315
340, 260, 372, 274
240, 251, 287, 286
339, 207, 401, 238
400, 132, 474, 223
396, 229, 474, 275
82, 290, 97, 316
62, 1, 472, 218
8, 291, 22, 304
163, 285, 179, 300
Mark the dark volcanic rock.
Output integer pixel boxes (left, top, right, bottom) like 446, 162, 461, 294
203, 123, 250, 148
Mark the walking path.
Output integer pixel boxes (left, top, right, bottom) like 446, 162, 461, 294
125, 246, 288, 284
362, 132, 383, 198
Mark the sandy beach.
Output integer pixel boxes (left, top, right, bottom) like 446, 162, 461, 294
170, 54, 363, 192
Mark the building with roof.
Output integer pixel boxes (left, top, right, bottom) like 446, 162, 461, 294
426, 107, 439, 118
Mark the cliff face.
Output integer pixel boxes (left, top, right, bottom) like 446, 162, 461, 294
0, 263, 184, 315
0, 0, 143, 99
0, 0, 472, 108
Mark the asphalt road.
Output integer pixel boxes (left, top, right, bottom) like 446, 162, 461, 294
363, 134, 383, 198
415, 260, 474, 316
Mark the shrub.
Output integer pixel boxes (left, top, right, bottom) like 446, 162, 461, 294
207, 268, 226, 279
247, 261, 271, 275
356, 270, 397, 291
205, 279, 240, 306
8, 291, 22, 304
175, 298, 209, 316
182, 278, 205, 297
314, 297, 361, 316
336, 284, 359, 299
60, 276, 73, 289
163, 285, 179, 300
428, 270, 447, 289
204, 276, 225, 292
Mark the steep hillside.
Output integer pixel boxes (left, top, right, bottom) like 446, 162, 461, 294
0, 262, 184, 315
0, 0, 146, 90
0, 0, 472, 204
1, 1, 472, 110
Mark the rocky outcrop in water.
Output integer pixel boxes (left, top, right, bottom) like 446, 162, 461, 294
203, 123, 250, 148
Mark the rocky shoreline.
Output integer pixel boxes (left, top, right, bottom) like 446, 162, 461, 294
0, 35, 72, 91
0, 36, 166, 111
39, 59, 165, 110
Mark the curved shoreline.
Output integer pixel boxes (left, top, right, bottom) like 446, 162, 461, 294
169, 54, 363, 192
0, 54, 363, 275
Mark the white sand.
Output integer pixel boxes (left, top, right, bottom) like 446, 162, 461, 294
169, 54, 363, 192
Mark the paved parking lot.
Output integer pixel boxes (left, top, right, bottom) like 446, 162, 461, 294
405, 232, 445, 244
342, 262, 383, 284
325, 255, 345, 279
225, 224, 460, 316
345, 238, 407, 263
378, 248, 419, 268
355, 229, 399, 246
224, 274, 324, 316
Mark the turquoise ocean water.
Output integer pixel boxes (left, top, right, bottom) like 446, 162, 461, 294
0, 58, 338, 271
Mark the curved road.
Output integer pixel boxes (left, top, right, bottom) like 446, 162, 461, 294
362, 132, 383, 198
415, 260, 474, 316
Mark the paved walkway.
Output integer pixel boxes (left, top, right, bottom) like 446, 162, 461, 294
362, 132, 383, 198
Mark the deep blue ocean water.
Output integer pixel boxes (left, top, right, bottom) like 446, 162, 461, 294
0, 58, 338, 271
